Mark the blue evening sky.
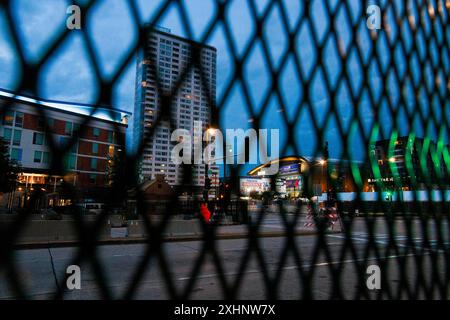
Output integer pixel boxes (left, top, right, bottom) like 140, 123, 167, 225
0, 0, 446, 168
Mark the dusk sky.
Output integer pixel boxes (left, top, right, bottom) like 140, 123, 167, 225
0, 0, 446, 167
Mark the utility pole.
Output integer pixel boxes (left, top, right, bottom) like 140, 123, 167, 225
324, 141, 330, 207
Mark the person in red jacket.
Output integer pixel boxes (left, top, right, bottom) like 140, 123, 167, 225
200, 202, 211, 222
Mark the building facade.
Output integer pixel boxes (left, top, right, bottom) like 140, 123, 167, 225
134, 28, 219, 187
369, 136, 449, 190
245, 156, 370, 198
0, 90, 130, 189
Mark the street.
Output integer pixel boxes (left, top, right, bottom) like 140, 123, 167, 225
1, 216, 449, 300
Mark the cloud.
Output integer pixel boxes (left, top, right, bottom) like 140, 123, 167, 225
0, 7, 21, 88
86, 0, 138, 80
37, 33, 98, 104
1, 0, 413, 162
9, 0, 69, 64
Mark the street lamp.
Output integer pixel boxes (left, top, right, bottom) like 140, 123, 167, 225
203, 126, 216, 201
223, 144, 233, 182
206, 127, 217, 136
311, 159, 327, 195
320, 159, 326, 196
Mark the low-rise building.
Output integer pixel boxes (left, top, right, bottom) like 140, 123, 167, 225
0, 89, 130, 190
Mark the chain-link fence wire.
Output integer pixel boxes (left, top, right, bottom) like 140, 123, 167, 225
0, 0, 449, 299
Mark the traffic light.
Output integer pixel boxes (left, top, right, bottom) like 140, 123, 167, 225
218, 182, 230, 202
224, 183, 231, 202
205, 178, 212, 190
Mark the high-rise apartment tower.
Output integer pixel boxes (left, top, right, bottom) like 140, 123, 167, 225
134, 28, 218, 187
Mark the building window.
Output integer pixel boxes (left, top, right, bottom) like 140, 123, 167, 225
37, 117, 45, 129
11, 148, 22, 162
47, 118, 55, 128
33, 132, 44, 145
93, 127, 100, 137
108, 131, 113, 143
90, 158, 98, 170
2, 128, 12, 142
60, 137, 77, 153
43, 152, 50, 164
64, 122, 72, 135
15, 112, 24, 127
3, 111, 14, 126
34, 151, 42, 163
13, 130, 22, 146
64, 154, 76, 170
92, 143, 99, 154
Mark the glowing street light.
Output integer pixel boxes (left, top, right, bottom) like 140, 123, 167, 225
206, 127, 217, 135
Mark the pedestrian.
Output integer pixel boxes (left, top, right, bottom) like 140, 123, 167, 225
200, 202, 211, 222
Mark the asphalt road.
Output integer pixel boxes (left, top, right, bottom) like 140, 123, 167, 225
1, 216, 449, 300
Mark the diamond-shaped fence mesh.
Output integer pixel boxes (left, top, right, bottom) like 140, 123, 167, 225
0, 0, 449, 300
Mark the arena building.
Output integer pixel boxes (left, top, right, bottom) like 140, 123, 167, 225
244, 156, 369, 198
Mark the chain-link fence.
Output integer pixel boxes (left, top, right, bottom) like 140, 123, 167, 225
0, 0, 449, 299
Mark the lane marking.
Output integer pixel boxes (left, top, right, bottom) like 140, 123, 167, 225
327, 234, 449, 252
175, 251, 437, 282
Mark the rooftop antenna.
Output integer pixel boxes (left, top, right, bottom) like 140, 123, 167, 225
143, 24, 171, 34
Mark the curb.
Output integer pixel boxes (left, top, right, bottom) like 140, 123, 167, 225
11, 229, 342, 250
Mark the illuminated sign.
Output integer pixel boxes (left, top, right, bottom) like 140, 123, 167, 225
279, 163, 300, 175
240, 178, 271, 195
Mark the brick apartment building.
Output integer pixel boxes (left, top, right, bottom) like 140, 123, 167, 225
0, 89, 130, 189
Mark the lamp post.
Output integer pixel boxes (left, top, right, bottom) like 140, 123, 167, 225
203, 127, 217, 201
223, 144, 233, 182
324, 141, 330, 206
312, 159, 327, 198
318, 159, 326, 193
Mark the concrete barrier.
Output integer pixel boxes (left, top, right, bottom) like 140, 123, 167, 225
165, 220, 201, 237
108, 215, 126, 227
12, 220, 78, 243
127, 220, 146, 238
5, 219, 110, 244
127, 219, 202, 238
3, 218, 203, 244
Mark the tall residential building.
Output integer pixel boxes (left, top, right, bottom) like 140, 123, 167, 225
134, 28, 218, 187
0, 89, 130, 188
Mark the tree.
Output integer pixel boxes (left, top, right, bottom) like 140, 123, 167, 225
0, 137, 19, 194
106, 149, 132, 205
